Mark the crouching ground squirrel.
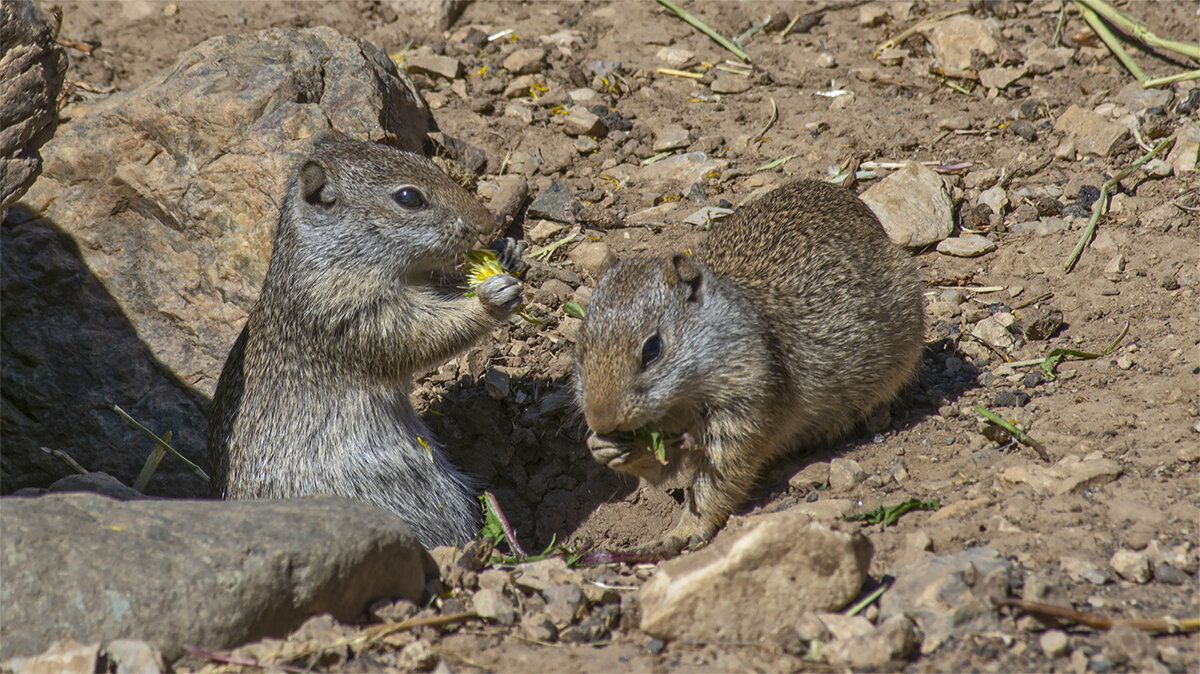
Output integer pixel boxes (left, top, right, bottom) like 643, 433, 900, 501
208, 130, 522, 548
574, 179, 924, 547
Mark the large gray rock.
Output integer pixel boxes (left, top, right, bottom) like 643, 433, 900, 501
0, 0, 67, 208
639, 512, 872, 642
879, 547, 1013, 654
5, 27, 431, 494
0, 493, 434, 663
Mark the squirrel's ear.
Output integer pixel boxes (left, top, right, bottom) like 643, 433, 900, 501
299, 159, 337, 208
666, 253, 703, 301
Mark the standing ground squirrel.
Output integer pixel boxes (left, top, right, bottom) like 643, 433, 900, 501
208, 130, 522, 548
575, 179, 924, 547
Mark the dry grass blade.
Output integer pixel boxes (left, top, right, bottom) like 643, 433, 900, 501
656, 0, 750, 62
996, 598, 1200, 634
1064, 131, 1180, 273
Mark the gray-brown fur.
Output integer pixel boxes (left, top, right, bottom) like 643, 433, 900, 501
575, 179, 924, 545
208, 130, 521, 549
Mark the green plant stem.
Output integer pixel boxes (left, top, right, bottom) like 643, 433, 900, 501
975, 407, 1049, 462
1073, 0, 1200, 61
657, 0, 750, 62
1064, 131, 1180, 273
1075, 1, 1146, 82
113, 405, 210, 482
132, 430, 170, 492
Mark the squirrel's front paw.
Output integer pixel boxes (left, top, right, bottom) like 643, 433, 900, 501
586, 431, 665, 482
476, 273, 523, 316
489, 237, 528, 275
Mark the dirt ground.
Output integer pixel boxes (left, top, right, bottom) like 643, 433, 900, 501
42, 0, 1199, 672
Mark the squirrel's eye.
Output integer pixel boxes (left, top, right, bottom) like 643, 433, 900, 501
394, 187, 426, 209
641, 334, 662, 368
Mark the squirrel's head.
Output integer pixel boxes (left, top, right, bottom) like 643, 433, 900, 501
574, 254, 711, 435
278, 130, 495, 280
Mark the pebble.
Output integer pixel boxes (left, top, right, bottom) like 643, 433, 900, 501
1177, 88, 1200, 116
814, 53, 837, 69
858, 5, 890, 27
521, 612, 558, 642
568, 241, 617, 282
563, 108, 607, 137
655, 45, 694, 67
1010, 119, 1037, 142
503, 48, 546, 75
652, 124, 691, 152
1144, 159, 1173, 178
1054, 105, 1129, 157
788, 461, 830, 490
567, 87, 597, 103
1040, 629, 1070, 658
828, 457, 866, 491
979, 66, 1026, 90
936, 234, 996, 257
473, 588, 516, 625
710, 73, 751, 94
1104, 254, 1126, 275
527, 180, 581, 223
824, 615, 920, 668
1113, 81, 1174, 110
504, 101, 534, 124
1061, 556, 1112, 585
544, 583, 588, 627
992, 389, 1029, 407
923, 15, 999, 78
575, 136, 599, 154
859, 162, 954, 247
971, 313, 1016, 350
1020, 307, 1063, 341
1116, 356, 1133, 370
979, 186, 1008, 215
404, 53, 462, 80
683, 206, 733, 228
1167, 124, 1199, 174
1109, 549, 1151, 583
1054, 139, 1077, 160
1153, 562, 1191, 586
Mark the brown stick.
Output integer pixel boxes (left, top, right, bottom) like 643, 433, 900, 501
996, 598, 1200, 634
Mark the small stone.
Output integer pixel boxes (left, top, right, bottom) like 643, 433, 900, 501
923, 15, 999, 78
789, 462, 830, 490
405, 53, 462, 80
1054, 139, 1077, 160
473, 588, 516, 625
568, 242, 617, 282
575, 136, 600, 154
971, 314, 1016, 350
1040, 629, 1070, 658
824, 615, 919, 668
503, 48, 546, 75
647, 638, 666, 654
1153, 562, 1191, 586
484, 368, 510, 399
521, 612, 558, 641
992, 389, 1029, 407
683, 206, 733, 228
876, 47, 907, 66
563, 108, 607, 137
1054, 105, 1130, 157
1062, 556, 1113, 585
1144, 159, 1173, 178
937, 234, 996, 257
1010, 119, 1038, 142
1024, 43, 1074, 74
710, 73, 752, 94
527, 181, 582, 223
889, 460, 909, 483
544, 583, 588, 627
818, 613, 874, 640
397, 640, 438, 671
1101, 624, 1158, 667
504, 102, 534, 125
828, 458, 866, 491
1113, 81, 1173, 111
655, 45, 694, 67
1116, 356, 1133, 371
526, 219, 567, 244
1110, 549, 1151, 583
815, 53, 837, 69
1176, 89, 1200, 116
979, 186, 1008, 215
979, 66, 1026, 90
652, 124, 691, 152
1167, 124, 1199, 174
938, 114, 972, 131
567, 87, 597, 103
860, 162, 954, 247
859, 5, 891, 27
